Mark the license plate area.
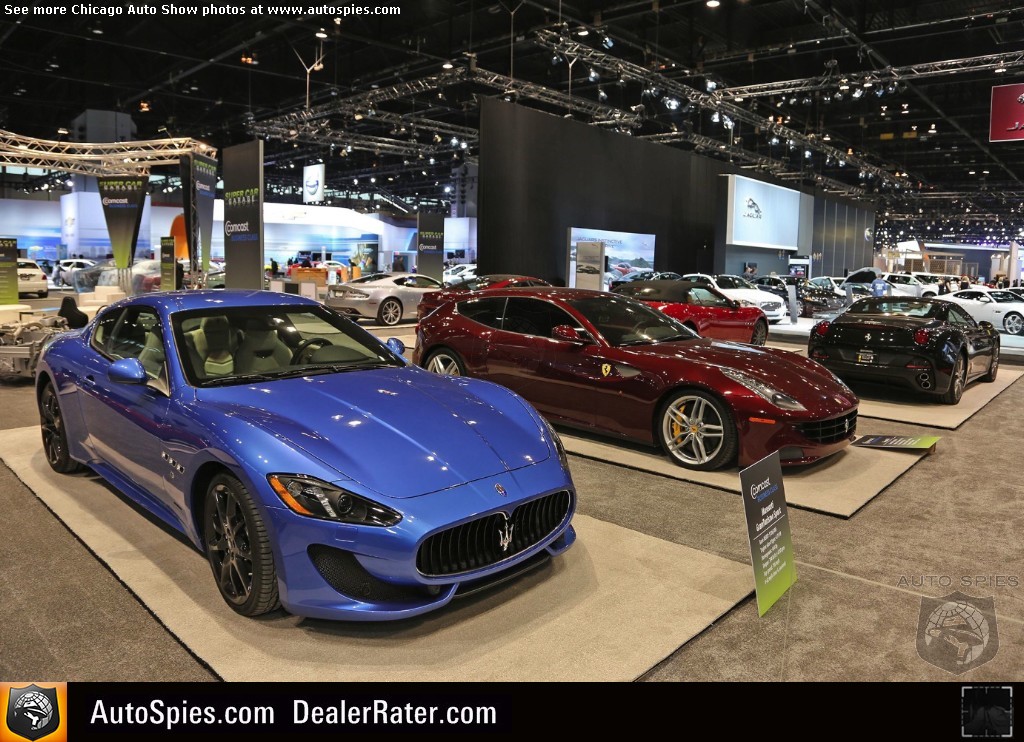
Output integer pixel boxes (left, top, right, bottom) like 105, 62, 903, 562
856, 349, 875, 364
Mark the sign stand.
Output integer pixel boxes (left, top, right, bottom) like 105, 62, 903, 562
739, 451, 798, 616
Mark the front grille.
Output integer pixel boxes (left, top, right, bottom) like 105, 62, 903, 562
760, 301, 782, 311
416, 490, 572, 577
308, 545, 433, 604
796, 409, 857, 445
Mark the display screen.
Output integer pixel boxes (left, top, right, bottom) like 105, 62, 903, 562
567, 227, 655, 289
726, 175, 800, 251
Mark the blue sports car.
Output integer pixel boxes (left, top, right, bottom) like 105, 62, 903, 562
36, 290, 576, 621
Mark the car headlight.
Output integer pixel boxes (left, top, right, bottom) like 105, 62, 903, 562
736, 299, 756, 307
758, 301, 778, 309
720, 367, 806, 411
268, 474, 401, 526
543, 419, 569, 471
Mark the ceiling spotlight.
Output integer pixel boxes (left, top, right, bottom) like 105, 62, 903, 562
705, 80, 717, 92
928, 123, 937, 133
801, 96, 812, 106
460, 140, 468, 150
874, 86, 885, 98
575, 27, 589, 37
834, 91, 844, 102
370, 177, 376, 183
733, 96, 745, 103
57, 127, 68, 136
804, 149, 812, 159
442, 61, 454, 70
901, 103, 909, 114
551, 53, 562, 65
597, 86, 608, 102
838, 159, 846, 167
588, 68, 600, 82
722, 115, 735, 130
710, 111, 720, 123
851, 87, 864, 99
352, 178, 358, 185
822, 133, 831, 141
662, 96, 681, 111
886, 82, 898, 94
995, 63, 1007, 73
770, 136, 780, 146
838, 80, 850, 91
450, 136, 459, 147
863, 80, 874, 88
706, 0, 720, 6
91, 23, 103, 35
601, 35, 614, 49
334, 16, 342, 24
443, 185, 452, 194
139, 101, 150, 112
315, 28, 328, 39
823, 93, 833, 104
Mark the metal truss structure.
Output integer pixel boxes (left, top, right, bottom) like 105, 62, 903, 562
719, 51, 1024, 100
535, 29, 911, 193
0, 129, 215, 175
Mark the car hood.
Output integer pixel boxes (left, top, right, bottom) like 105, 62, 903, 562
617, 338, 855, 411
723, 288, 782, 305
197, 367, 550, 499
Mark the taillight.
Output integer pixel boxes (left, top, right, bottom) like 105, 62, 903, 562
814, 321, 830, 336
914, 329, 930, 345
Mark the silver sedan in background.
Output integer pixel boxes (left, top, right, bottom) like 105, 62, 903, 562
325, 272, 444, 326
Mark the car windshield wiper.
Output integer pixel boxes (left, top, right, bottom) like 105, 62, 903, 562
298, 360, 399, 373
200, 372, 284, 387
618, 333, 694, 346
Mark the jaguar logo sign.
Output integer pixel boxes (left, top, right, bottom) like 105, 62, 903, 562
743, 197, 763, 219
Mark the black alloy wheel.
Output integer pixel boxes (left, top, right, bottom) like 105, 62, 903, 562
204, 473, 279, 616
750, 320, 769, 346
39, 383, 83, 474
940, 354, 967, 405
981, 345, 999, 383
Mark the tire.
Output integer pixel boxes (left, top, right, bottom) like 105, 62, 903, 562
658, 390, 737, 470
376, 298, 403, 326
750, 319, 768, 346
203, 473, 280, 617
981, 344, 999, 383
424, 348, 465, 376
39, 382, 83, 474
939, 353, 967, 405
922, 291, 936, 298
1003, 311, 1024, 336
38, 289, 48, 299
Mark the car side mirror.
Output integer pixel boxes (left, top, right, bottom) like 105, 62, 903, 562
108, 357, 148, 385
385, 337, 408, 360
979, 296, 992, 303
978, 320, 994, 330
552, 325, 588, 344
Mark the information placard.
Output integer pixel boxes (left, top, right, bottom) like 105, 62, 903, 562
0, 238, 18, 305
853, 435, 940, 453
160, 237, 177, 291
739, 451, 797, 616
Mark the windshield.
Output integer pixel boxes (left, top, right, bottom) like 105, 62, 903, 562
567, 294, 697, 346
172, 304, 404, 387
348, 273, 391, 284
716, 275, 756, 290
846, 298, 943, 318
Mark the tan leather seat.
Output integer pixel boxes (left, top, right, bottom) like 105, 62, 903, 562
235, 318, 291, 373
189, 316, 237, 377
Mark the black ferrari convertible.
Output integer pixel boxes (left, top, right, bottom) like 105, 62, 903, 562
808, 297, 999, 404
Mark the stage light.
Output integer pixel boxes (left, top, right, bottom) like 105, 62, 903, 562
442, 61, 454, 70
588, 68, 599, 82
851, 87, 864, 99
602, 35, 614, 49
710, 111, 720, 123
597, 86, 608, 101
315, 28, 328, 39
662, 96, 681, 111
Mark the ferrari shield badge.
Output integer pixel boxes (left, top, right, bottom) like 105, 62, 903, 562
917, 592, 999, 674
6, 684, 60, 741
600, 363, 612, 378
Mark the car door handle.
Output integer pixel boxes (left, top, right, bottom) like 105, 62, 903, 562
83, 374, 96, 386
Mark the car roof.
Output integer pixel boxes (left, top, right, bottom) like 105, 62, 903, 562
122, 289, 322, 314
614, 280, 715, 302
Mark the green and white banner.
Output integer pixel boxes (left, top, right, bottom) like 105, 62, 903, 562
854, 435, 940, 452
0, 238, 18, 305
97, 176, 149, 270
160, 237, 177, 291
740, 451, 798, 616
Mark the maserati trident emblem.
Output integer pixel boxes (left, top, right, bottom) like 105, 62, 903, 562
497, 514, 514, 553
865, 332, 872, 342
494, 483, 507, 497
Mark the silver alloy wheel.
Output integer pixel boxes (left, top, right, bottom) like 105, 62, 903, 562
751, 321, 768, 346
953, 355, 966, 400
1004, 312, 1024, 336
991, 348, 999, 376
380, 298, 402, 326
426, 352, 462, 376
662, 394, 726, 466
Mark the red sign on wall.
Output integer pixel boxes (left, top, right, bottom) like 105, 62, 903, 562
990, 83, 1024, 142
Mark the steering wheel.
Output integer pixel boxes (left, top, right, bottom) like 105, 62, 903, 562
291, 337, 333, 364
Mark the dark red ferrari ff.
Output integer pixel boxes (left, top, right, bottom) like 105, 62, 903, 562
413, 288, 858, 470
416, 275, 551, 321
613, 280, 769, 345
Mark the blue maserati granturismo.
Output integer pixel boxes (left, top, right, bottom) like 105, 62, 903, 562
36, 290, 576, 621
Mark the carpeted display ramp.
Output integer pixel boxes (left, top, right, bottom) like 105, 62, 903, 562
0, 426, 751, 682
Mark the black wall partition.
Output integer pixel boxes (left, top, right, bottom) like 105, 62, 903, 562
813, 196, 876, 277
478, 99, 716, 283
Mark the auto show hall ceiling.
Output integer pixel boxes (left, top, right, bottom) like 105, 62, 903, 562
1, 0, 1022, 243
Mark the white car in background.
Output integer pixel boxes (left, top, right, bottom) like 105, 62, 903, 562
325, 272, 444, 326
841, 267, 921, 297
808, 276, 845, 296
443, 263, 476, 284
53, 258, 97, 286
681, 273, 788, 323
17, 259, 48, 298
883, 272, 935, 297
940, 288, 1024, 335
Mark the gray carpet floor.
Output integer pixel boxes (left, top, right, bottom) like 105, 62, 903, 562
2, 355, 1022, 681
